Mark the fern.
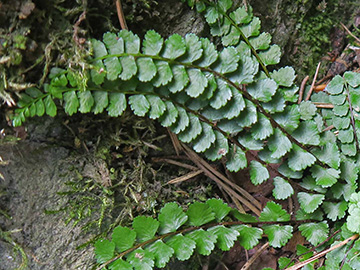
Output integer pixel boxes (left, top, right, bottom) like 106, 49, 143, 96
11, 0, 360, 269
93, 199, 305, 269
12, 28, 295, 176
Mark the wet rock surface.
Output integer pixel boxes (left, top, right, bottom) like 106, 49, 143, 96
0, 140, 97, 269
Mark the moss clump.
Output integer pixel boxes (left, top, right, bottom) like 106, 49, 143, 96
290, 0, 357, 79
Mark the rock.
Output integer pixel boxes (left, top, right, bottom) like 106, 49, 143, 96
0, 142, 96, 269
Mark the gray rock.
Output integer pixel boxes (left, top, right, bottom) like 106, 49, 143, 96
0, 142, 96, 269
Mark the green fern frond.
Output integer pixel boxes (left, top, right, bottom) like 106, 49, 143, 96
94, 199, 306, 270
13, 25, 297, 174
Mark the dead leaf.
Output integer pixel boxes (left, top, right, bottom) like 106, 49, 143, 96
283, 230, 305, 253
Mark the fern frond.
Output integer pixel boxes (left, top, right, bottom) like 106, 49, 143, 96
13, 27, 299, 175
94, 199, 305, 270
13, 25, 352, 201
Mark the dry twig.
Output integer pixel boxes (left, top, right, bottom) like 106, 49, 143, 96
341, 22, 360, 45
312, 102, 334, 109
163, 130, 261, 214
167, 129, 182, 156
316, 75, 332, 85
181, 143, 262, 215
167, 170, 203, 184
322, 124, 335, 132
305, 62, 321, 101
240, 242, 270, 270
115, 0, 128, 30
298, 75, 309, 104
285, 234, 359, 270
152, 157, 198, 171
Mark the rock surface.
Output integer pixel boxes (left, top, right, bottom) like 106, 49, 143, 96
0, 141, 97, 269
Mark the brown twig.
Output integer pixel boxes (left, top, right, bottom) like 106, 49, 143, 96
181, 144, 262, 215
167, 170, 203, 184
285, 234, 359, 270
340, 237, 356, 269
312, 102, 334, 109
298, 75, 309, 104
228, 193, 246, 213
340, 22, 360, 45
288, 196, 294, 220
115, 0, 128, 30
240, 242, 269, 270
152, 157, 198, 171
299, 230, 341, 259
322, 125, 335, 132
316, 74, 332, 86
224, 168, 245, 212
154, 155, 189, 160
162, 133, 253, 213
305, 62, 321, 101
284, 229, 341, 267
215, 259, 230, 270
142, 141, 162, 151
73, 11, 86, 45
167, 129, 182, 156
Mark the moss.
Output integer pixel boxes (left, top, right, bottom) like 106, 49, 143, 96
0, 228, 28, 269
0, 0, 112, 107
290, 0, 358, 79
40, 113, 216, 249
12, 34, 27, 50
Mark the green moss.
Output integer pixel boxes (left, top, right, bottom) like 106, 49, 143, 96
0, 228, 28, 269
13, 34, 27, 50
41, 114, 215, 249
292, 0, 355, 78
301, 14, 332, 53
